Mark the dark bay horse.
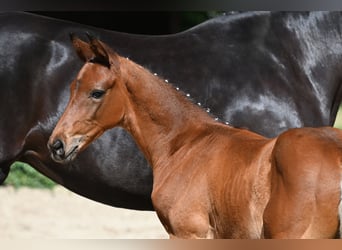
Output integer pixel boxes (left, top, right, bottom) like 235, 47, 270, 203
3, 11, 342, 210
48, 36, 342, 239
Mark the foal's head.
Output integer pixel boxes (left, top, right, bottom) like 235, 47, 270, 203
48, 35, 129, 163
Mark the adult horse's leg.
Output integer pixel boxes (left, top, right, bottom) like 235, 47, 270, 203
0, 146, 23, 185
0, 163, 11, 184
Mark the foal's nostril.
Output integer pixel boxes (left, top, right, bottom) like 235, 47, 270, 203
51, 139, 65, 157
52, 139, 62, 149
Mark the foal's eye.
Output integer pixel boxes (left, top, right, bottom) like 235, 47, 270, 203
90, 89, 105, 99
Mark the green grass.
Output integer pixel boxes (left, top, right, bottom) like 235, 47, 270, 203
333, 106, 342, 129
4, 161, 56, 189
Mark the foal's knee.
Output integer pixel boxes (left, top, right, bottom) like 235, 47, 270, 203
168, 212, 212, 238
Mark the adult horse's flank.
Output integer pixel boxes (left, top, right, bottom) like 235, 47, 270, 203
49, 36, 342, 239
2, 11, 342, 211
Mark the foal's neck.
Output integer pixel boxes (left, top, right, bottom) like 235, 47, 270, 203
121, 59, 218, 168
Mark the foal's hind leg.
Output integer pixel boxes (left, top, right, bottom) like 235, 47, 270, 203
263, 181, 340, 239
263, 132, 341, 238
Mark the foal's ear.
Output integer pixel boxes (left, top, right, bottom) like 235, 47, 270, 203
69, 33, 94, 62
86, 34, 119, 70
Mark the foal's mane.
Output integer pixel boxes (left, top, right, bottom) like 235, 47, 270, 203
118, 54, 227, 125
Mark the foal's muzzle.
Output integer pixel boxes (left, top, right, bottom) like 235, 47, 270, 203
48, 138, 65, 162
48, 138, 79, 163
50, 139, 64, 156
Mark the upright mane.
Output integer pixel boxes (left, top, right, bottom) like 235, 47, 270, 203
119, 54, 221, 129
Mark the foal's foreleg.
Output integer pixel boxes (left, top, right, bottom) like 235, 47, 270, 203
168, 227, 215, 239
158, 210, 215, 239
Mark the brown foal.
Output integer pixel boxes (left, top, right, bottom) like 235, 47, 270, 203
48, 35, 342, 239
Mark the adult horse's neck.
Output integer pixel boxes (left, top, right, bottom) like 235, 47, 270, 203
121, 59, 217, 168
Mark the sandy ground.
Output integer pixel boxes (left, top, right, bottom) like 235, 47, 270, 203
0, 185, 168, 239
